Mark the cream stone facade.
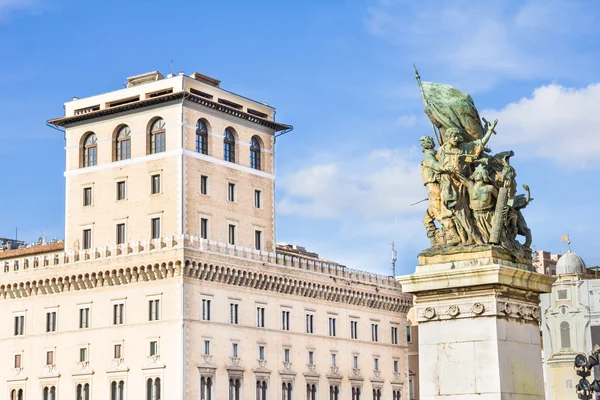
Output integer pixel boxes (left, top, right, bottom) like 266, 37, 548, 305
0, 71, 412, 400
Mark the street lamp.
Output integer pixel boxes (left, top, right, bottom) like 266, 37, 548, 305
574, 345, 600, 399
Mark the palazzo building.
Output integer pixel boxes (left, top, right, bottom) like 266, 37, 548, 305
0, 71, 412, 400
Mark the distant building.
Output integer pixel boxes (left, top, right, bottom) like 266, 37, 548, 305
406, 308, 419, 400
541, 251, 600, 400
534, 250, 560, 276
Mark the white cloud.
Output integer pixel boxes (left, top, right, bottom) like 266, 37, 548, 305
278, 147, 425, 221
483, 83, 600, 167
364, 0, 598, 92
396, 114, 417, 128
0, 0, 42, 22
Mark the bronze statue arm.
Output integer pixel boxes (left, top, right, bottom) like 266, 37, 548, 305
481, 119, 498, 147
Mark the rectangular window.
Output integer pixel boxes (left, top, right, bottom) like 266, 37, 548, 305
331, 353, 336, 367
353, 355, 358, 369
257, 306, 266, 328
258, 345, 265, 360
284, 348, 290, 363
200, 175, 208, 195
202, 299, 211, 321
204, 340, 210, 355
117, 181, 126, 200
148, 299, 160, 321
228, 224, 236, 246
80, 347, 88, 362
374, 357, 379, 371
200, 218, 208, 240
116, 223, 126, 244
328, 317, 336, 337
230, 303, 239, 324
79, 308, 90, 329
255, 230, 262, 251
151, 174, 161, 194
232, 343, 238, 358
372, 323, 379, 342
14, 354, 21, 368
254, 190, 261, 208
228, 182, 236, 202
114, 344, 122, 359
393, 360, 399, 373
113, 303, 124, 325
46, 350, 54, 366
406, 324, 412, 344
82, 229, 92, 250
391, 326, 399, 345
306, 313, 314, 334
282, 310, 290, 331
83, 187, 92, 206
350, 320, 358, 340
46, 311, 57, 332
308, 351, 314, 365
151, 217, 161, 239
150, 341, 158, 356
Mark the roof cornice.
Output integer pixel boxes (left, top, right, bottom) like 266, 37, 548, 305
48, 92, 292, 132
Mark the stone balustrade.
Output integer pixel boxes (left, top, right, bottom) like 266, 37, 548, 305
0, 235, 399, 289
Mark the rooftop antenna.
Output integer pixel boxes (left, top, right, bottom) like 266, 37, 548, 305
390, 242, 398, 277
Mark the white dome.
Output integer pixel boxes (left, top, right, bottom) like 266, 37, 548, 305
556, 251, 587, 275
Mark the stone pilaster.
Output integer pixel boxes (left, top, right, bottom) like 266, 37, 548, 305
397, 246, 555, 400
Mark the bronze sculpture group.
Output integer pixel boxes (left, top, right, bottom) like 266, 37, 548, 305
415, 68, 532, 254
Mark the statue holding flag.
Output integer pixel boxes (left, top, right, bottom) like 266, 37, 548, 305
414, 67, 533, 253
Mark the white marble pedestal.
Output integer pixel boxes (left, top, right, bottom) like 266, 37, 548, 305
397, 246, 555, 400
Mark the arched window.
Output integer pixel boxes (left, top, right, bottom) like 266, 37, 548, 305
372, 389, 381, 400
116, 126, 131, 161
154, 378, 161, 400
282, 382, 292, 400
201, 377, 212, 400
76, 384, 82, 400
150, 118, 166, 154
561, 321, 571, 349
229, 378, 241, 400
256, 380, 267, 400
306, 384, 317, 400
392, 390, 401, 400
224, 128, 235, 163
250, 136, 261, 170
44, 387, 49, 400
147, 379, 153, 400
84, 384, 90, 400
10, 389, 16, 400
119, 381, 125, 400
196, 120, 208, 155
50, 386, 56, 400
83, 133, 97, 167
329, 385, 339, 400
17, 389, 23, 400
112, 381, 118, 400
352, 387, 361, 400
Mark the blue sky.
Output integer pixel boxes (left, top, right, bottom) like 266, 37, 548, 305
1, 0, 599, 275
